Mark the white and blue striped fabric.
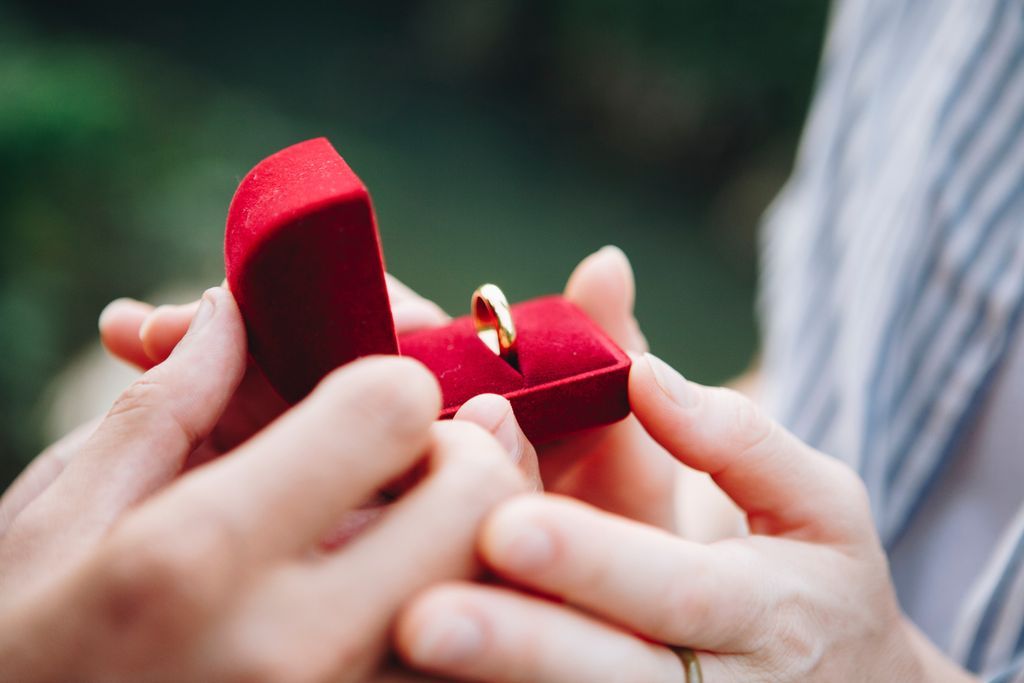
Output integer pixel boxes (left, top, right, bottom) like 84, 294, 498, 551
759, 0, 1024, 679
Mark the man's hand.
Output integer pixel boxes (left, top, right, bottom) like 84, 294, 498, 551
96, 275, 451, 459
0, 288, 526, 682
95, 275, 540, 488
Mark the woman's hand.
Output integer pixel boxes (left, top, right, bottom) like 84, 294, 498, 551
393, 353, 977, 683
539, 247, 742, 536
0, 288, 526, 682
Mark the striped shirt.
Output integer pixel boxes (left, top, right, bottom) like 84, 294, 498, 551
759, 0, 1024, 679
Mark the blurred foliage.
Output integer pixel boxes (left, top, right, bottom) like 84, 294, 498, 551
0, 1, 828, 485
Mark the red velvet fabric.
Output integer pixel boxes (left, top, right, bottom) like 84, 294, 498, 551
401, 297, 630, 442
225, 138, 631, 442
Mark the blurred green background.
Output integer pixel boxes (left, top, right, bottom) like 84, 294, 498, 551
0, 1, 827, 486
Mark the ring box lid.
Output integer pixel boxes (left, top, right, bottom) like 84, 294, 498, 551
226, 138, 399, 402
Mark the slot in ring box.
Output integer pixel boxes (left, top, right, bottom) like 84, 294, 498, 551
224, 138, 631, 443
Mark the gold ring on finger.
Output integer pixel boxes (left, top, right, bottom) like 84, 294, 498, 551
670, 647, 703, 683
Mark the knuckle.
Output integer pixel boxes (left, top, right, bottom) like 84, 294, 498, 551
659, 562, 714, 638
108, 374, 165, 422
725, 389, 777, 454
764, 595, 821, 672
486, 494, 555, 542
397, 584, 476, 663
106, 373, 199, 452
92, 507, 240, 647
94, 531, 198, 643
708, 386, 783, 468
826, 458, 875, 531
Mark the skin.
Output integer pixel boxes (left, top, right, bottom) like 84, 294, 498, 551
94, 247, 710, 537
0, 287, 527, 682
395, 353, 979, 682
32, 246, 977, 680
83, 247, 789, 680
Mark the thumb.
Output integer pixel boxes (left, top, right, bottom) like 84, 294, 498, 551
628, 352, 873, 543
564, 246, 648, 352
42, 287, 248, 529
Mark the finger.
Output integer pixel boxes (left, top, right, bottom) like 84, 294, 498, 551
99, 293, 280, 454
398, 583, 723, 683
139, 301, 200, 363
387, 273, 451, 334
220, 422, 525, 681
140, 294, 290, 454
0, 417, 101, 536
41, 287, 247, 524
98, 298, 155, 369
134, 293, 289, 454
302, 421, 525, 620
552, 245, 682, 530
141, 356, 442, 566
129, 276, 441, 438
190, 362, 289, 456
69, 357, 444, 676
538, 417, 679, 529
455, 394, 541, 491
629, 352, 872, 541
564, 245, 648, 352
0, 289, 246, 580
479, 494, 763, 652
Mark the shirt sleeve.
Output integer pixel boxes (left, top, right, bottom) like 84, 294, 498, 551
988, 654, 1024, 683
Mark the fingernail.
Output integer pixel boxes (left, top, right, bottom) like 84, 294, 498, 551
189, 288, 219, 331
414, 611, 483, 665
491, 523, 555, 573
645, 352, 696, 408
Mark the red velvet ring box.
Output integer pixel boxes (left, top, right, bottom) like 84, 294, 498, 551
224, 138, 631, 443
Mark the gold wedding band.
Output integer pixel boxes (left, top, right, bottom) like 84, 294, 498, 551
471, 283, 518, 367
671, 647, 703, 683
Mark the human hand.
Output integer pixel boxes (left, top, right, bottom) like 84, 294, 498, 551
94, 247, 721, 532
537, 246, 692, 531
393, 353, 976, 682
0, 287, 526, 682
397, 248, 741, 535
381, 248, 739, 536
95, 275, 452, 463
97, 274, 549, 491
